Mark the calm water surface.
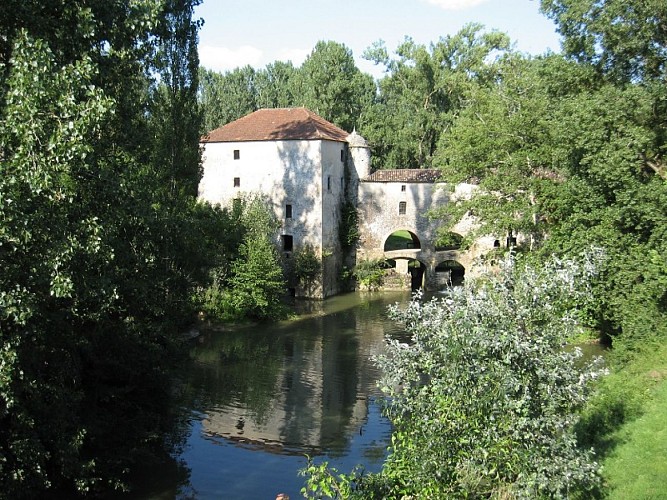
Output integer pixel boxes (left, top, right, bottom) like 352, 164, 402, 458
144, 291, 412, 499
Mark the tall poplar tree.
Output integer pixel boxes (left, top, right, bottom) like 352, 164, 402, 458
0, 1, 203, 495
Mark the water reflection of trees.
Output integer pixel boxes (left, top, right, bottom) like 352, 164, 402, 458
130, 293, 409, 497
182, 293, 408, 455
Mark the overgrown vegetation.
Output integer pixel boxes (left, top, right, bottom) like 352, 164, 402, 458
0, 1, 204, 496
304, 254, 606, 498
295, 0, 667, 495
197, 196, 288, 322
293, 244, 322, 283
3, 0, 666, 496
338, 201, 360, 251
377, 254, 605, 498
352, 259, 386, 291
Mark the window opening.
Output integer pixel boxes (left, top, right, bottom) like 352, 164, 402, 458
233, 177, 240, 187
327, 176, 331, 191
282, 235, 293, 252
401, 185, 406, 192
286, 204, 292, 219
399, 201, 407, 215
233, 149, 240, 160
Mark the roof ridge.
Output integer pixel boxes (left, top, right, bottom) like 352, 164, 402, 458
203, 108, 349, 143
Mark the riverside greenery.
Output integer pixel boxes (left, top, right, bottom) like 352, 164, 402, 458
197, 195, 288, 322
0, 1, 204, 496
302, 252, 607, 499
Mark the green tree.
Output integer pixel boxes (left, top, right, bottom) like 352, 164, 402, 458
540, 0, 667, 83
228, 234, 288, 321
227, 198, 287, 321
0, 34, 115, 496
294, 40, 376, 132
254, 60, 299, 109
199, 65, 258, 132
199, 196, 288, 322
541, 82, 667, 347
375, 254, 605, 498
0, 1, 204, 495
433, 54, 594, 248
362, 24, 511, 169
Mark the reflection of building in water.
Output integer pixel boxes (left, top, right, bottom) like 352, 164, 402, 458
200, 299, 394, 455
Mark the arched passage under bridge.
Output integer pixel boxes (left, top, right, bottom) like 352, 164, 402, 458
435, 259, 466, 287
384, 257, 427, 290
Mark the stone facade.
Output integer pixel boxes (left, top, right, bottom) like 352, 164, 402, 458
199, 108, 496, 298
199, 109, 349, 298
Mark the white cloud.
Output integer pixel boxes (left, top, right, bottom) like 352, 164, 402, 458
423, 0, 490, 10
199, 44, 263, 72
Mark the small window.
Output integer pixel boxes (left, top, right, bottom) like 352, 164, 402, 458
399, 201, 407, 215
282, 235, 293, 252
285, 204, 292, 219
233, 149, 240, 160
327, 176, 331, 191
340, 177, 344, 189
233, 177, 240, 187
401, 185, 406, 192
340, 150, 344, 162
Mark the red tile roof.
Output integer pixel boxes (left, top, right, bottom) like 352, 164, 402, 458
364, 169, 442, 183
203, 108, 350, 143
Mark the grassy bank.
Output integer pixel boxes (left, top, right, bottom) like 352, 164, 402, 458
583, 342, 667, 498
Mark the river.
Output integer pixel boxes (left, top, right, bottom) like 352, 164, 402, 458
133, 291, 412, 499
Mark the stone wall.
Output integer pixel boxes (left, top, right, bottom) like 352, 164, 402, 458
200, 139, 349, 299
356, 180, 450, 258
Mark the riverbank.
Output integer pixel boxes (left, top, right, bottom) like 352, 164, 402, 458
588, 342, 667, 497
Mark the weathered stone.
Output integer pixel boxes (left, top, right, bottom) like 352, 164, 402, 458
199, 108, 497, 297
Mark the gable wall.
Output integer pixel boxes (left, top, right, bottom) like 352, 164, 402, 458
200, 140, 325, 248
199, 139, 348, 298
357, 181, 450, 256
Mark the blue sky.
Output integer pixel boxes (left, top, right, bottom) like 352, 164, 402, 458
196, 0, 562, 78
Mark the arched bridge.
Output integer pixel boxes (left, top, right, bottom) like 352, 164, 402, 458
355, 178, 496, 291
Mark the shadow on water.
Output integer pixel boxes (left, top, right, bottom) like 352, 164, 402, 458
125, 291, 411, 499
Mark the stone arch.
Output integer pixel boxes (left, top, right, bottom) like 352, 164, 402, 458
383, 229, 421, 252
387, 257, 427, 290
435, 259, 466, 287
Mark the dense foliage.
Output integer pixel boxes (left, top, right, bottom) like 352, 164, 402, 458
199, 3, 665, 353
199, 40, 375, 133
376, 255, 605, 498
294, 0, 667, 497
0, 1, 204, 496
3, 0, 662, 496
198, 196, 288, 322
352, 259, 386, 291
303, 255, 606, 498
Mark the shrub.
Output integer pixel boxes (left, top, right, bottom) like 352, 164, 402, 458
293, 245, 322, 283
353, 259, 385, 291
373, 252, 606, 498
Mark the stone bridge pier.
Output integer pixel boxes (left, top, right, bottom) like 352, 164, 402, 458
363, 246, 486, 291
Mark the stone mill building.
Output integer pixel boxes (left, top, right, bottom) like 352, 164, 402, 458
198, 108, 496, 298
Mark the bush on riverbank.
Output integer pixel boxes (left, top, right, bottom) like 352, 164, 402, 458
197, 196, 288, 322
303, 253, 606, 498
